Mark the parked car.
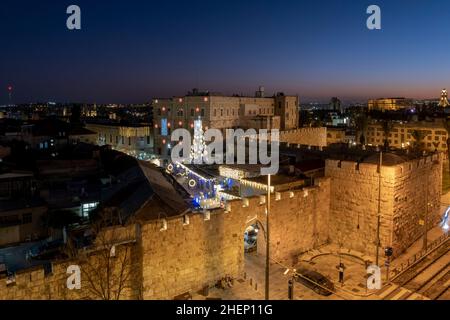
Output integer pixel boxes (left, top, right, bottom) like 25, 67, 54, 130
294, 268, 334, 296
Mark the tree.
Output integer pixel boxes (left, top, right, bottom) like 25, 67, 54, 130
355, 113, 369, 145
69, 208, 138, 300
70, 104, 82, 125
300, 110, 313, 127
411, 130, 428, 152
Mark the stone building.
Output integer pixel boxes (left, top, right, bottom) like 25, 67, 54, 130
368, 98, 413, 111
0, 170, 330, 300
85, 121, 154, 158
365, 120, 449, 153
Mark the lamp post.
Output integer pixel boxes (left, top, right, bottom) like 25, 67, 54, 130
376, 151, 383, 266
265, 174, 271, 300
423, 174, 430, 251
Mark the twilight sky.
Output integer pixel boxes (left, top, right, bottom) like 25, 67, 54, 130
1, 0, 450, 104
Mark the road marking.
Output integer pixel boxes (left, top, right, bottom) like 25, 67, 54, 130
378, 284, 398, 298
407, 293, 420, 300
391, 288, 410, 300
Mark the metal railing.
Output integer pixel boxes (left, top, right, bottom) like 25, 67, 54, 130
389, 232, 449, 279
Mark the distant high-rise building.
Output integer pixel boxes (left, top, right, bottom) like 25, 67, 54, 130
329, 97, 343, 113
439, 89, 449, 107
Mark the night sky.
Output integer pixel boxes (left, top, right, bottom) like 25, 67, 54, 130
1, 0, 450, 104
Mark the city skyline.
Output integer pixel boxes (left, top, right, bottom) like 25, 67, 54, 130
2, 0, 450, 104
1, 1, 449, 305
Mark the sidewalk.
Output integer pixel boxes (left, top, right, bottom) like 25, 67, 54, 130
192, 253, 344, 300
296, 225, 448, 298
386, 225, 448, 278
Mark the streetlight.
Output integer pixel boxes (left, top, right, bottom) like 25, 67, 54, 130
376, 151, 383, 266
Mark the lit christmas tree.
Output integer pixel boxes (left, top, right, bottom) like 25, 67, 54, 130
190, 117, 207, 164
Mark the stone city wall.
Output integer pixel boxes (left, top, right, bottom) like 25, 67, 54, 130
390, 154, 442, 256
138, 179, 331, 299
0, 225, 141, 300
325, 153, 443, 259
0, 179, 331, 300
278, 127, 327, 148
0, 245, 141, 300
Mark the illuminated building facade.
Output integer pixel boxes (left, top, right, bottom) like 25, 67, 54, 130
85, 122, 154, 159
368, 98, 413, 111
153, 89, 299, 157
365, 120, 449, 153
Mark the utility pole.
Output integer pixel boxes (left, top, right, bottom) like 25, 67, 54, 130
376, 151, 383, 266
265, 174, 271, 300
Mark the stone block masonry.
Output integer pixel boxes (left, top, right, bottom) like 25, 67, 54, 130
139, 179, 331, 299
325, 153, 443, 260
0, 153, 441, 300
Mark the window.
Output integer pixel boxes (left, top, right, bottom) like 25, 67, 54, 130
201, 109, 205, 117
22, 213, 32, 224
191, 109, 194, 117
82, 202, 99, 218
147, 136, 150, 144
214, 109, 217, 117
